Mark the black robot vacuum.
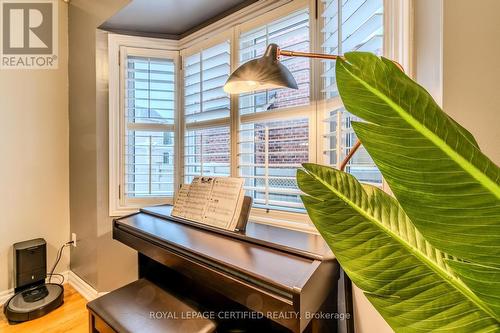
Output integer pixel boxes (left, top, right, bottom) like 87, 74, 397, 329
3, 238, 64, 323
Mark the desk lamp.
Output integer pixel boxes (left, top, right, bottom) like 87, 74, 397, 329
224, 43, 403, 170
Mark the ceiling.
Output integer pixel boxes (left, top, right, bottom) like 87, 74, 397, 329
100, 0, 258, 39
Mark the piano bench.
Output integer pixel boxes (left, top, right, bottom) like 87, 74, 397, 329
86, 278, 217, 333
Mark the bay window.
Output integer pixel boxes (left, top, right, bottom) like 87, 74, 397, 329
109, 0, 412, 229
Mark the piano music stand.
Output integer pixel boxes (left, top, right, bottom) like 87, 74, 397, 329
234, 196, 252, 233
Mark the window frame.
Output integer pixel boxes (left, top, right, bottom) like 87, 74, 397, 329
109, 35, 180, 216
108, 0, 413, 230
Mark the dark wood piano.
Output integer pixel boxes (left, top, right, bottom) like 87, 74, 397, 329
113, 205, 353, 333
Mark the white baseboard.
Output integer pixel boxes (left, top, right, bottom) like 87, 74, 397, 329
0, 287, 14, 305
0, 271, 70, 305
67, 271, 99, 301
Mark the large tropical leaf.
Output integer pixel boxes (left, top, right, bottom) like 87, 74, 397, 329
335, 52, 500, 269
298, 163, 500, 332
335, 52, 500, 317
447, 260, 500, 319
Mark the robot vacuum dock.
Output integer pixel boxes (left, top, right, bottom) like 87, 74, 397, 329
3, 239, 64, 323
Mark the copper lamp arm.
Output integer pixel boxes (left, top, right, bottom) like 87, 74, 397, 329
278, 48, 404, 71
278, 49, 342, 61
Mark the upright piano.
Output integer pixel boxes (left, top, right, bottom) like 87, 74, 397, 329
113, 205, 353, 333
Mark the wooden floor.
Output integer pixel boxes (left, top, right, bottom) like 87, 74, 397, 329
0, 284, 88, 333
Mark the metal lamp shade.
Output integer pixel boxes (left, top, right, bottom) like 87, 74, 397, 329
223, 44, 298, 94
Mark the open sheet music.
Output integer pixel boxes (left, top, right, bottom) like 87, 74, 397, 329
171, 177, 245, 231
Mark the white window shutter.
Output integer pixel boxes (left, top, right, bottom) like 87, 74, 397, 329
183, 41, 232, 183
124, 56, 176, 198
321, 0, 384, 185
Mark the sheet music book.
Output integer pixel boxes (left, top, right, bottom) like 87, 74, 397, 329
171, 177, 245, 231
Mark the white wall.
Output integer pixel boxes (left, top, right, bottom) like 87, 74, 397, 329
353, 284, 393, 332
442, 0, 500, 164
0, 2, 69, 293
413, 0, 500, 167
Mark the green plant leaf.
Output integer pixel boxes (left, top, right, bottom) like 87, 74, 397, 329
447, 260, 500, 319
335, 52, 500, 319
335, 52, 500, 269
298, 163, 500, 332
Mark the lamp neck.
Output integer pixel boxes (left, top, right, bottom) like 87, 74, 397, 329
278, 49, 404, 71
278, 49, 341, 60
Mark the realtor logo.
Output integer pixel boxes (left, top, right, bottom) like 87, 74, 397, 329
1, 0, 58, 69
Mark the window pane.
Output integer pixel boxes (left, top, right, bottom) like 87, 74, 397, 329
184, 126, 231, 184
125, 130, 175, 197
126, 56, 175, 124
322, 0, 383, 185
239, 9, 310, 115
239, 118, 308, 212
184, 41, 231, 123
124, 55, 176, 199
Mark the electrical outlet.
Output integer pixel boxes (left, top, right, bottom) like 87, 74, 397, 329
71, 233, 77, 247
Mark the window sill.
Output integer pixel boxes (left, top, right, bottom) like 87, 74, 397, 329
109, 207, 140, 218
249, 208, 318, 234
109, 197, 174, 217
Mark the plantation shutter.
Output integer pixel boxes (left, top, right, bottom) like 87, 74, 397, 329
238, 8, 310, 115
322, 0, 383, 185
183, 41, 232, 183
238, 9, 311, 213
184, 41, 231, 124
124, 56, 176, 198
239, 118, 309, 212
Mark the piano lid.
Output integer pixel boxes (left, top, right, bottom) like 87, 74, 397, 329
114, 212, 327, 293
141, 205, 333, 261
